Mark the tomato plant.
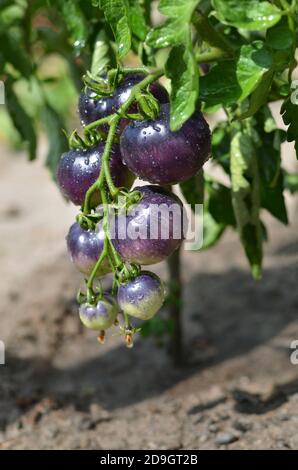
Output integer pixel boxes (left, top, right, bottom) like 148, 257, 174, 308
2, 0, 298, 359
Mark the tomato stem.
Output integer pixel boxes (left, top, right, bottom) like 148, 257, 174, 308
86, 238, 108, 296
195, 47, 229, 63
84, 115, 112, 133
121, 66, 153, 74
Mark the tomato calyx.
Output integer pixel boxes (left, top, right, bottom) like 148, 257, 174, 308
82, 67, 125, 99
136, 90, 160, 120
116, 324, 142, 349
115, 189, 143, 213
83, 71, 115, 97
68, 129, 102, 151
76, 211, 102, 231
115, 263, 141, 285
77, 280, 105, 307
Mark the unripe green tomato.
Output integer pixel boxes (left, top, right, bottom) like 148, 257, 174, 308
117, 271, 165, 320
79, 298, 118, 330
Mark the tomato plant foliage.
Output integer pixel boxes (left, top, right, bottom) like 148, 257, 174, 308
1, 0, 298, 279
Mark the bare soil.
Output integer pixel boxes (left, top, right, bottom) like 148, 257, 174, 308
0, 144, 297, 450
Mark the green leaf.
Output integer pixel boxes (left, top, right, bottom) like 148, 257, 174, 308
239, 69, 274, 119
91, 30, 116, 75
147, 21, 181, 48
202, 211, 225, 249
41, 104, 69, 177
255, 108, 288, 224
180, 170, 204, 209
200, 41, 272, 107
283, 171, 298, 194
0, 3, 26, 26
0, 31, 32, 77
57, 0, 88, 54
206, 178, 236, 227
265, 19, 295, 73
211, 122, 231, 173
129, 0, 148, 41
266, 24, 294, 50
142, 0, 152, 26
260, 173, 288, 224
281, 97, 298, 157
101, 0, 131, 58
146, 0, 199, 48
181, 173, 233, 249
212, 0, 282, 30
147, 1, 201, 128
165, 42, 199, 130
147, 1, 200, 129
5, 79, 37, 161
0, 0, 15, 10
230, 128, 263, 279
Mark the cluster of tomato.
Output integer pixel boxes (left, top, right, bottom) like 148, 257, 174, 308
56, 73, 211, 345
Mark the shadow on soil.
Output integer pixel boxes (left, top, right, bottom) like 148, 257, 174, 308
1, 255, 297, 425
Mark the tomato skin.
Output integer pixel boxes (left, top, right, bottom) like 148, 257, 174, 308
117, 271, 165, 320
200, 63, 210, 74
66, 222, 110, 277
120, 103, 211, 185
57, 143, 134, 206
79, 298, 118, 330
79, 73, 169, 134
111, 185, 186, 265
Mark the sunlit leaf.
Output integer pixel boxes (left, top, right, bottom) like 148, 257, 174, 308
101, 0, 131, 58
212, 0, 282, 30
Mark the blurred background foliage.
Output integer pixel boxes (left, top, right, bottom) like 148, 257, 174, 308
0, 0, 103, 170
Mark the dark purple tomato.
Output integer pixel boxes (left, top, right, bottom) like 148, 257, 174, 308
111, 185, 186, 265
66, 222, 110, 277
79, 297, 118, 330
57, 143, 134, 206
117, 271, 165, 320
120, 103, 211, 185
79, 73, 169, 133
200, 63, 210, 74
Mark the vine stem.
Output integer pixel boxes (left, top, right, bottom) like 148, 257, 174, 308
121, 66, 155, 74
86, 189, 124, 296
99, 118, 119, 192
167, 245, 183, 366
86, 238, 108, 297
